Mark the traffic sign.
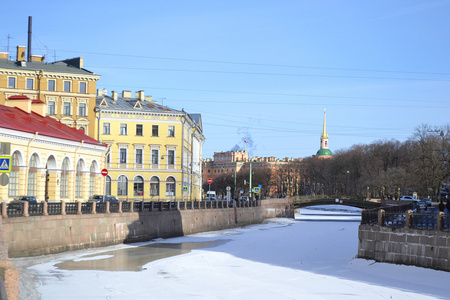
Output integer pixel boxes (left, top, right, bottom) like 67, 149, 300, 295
183, 186, 188, 192
0, 156, 11, 173
253, 187, 261, 193
207, 178, 213, 184
101, 169, 108, 176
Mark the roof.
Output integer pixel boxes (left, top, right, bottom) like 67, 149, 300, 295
0, 58, 97, 76
0, 104, 103, 146
316, 148, 333, 157
96, 95, 184, 114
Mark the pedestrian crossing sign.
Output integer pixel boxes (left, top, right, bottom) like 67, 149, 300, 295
0, 156, 11, 173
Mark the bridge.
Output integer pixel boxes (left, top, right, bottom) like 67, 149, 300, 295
293, 197, 381, 209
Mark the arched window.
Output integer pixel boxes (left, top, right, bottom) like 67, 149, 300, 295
117, 175, 128, 196
106, 176, 111, 195
89, 162, 97, 198
28, 154, 38, 196
61, 158, 70, 198
150, 176, 159, 196
9, 152, 20, 197
134, 176, 144, 196
75, 160, 84, 198
166, 176, 175, 197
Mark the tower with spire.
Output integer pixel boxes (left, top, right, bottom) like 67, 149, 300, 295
316, 108, 333, 158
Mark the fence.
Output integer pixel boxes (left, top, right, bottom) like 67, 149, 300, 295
361, 204, 449, 231
2, 200, 259, 218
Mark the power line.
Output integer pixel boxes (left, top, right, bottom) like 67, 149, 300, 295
44, 48, 450, 76
98, 84, 450, 105
89, 65, 450, 82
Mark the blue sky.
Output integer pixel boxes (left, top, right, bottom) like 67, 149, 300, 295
1, 1, 449, 160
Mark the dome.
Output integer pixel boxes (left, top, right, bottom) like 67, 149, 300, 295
316, 148, 333, 157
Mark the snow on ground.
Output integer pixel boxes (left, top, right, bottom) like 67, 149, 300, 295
12, 205, 450, 300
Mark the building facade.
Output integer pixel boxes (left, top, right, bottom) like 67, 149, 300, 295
0, 46, 100, 138
96, 90, 204, 201
0, 96, 107, 202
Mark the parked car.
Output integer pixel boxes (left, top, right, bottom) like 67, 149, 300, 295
417, 200, 430, 211
88, 195, 119, 203
399, 196, 420, 203
239, 196, 249, 202
203, 197, 216, 201
422, 198, 432, 206
13, 196, 37, 203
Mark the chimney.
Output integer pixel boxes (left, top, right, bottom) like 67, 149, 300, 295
96, 89, 103, 97
31, 99, 47, 117
122, 90, 131, 98
6, 95, 32, 113
112, 91, 118, 100
31, 55, 44, 62
136, 90, 145, 100
16, 46, 26, 62
145, 95, 152, 102
0, 52, 8, 60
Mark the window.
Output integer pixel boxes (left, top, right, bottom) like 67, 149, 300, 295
120, 124, 127, 135
117, 175, 128, 196
8, 77, 16, 88
78, 103, 86, 117
26, 78, 34, 89
150, 176, 159, 196
79, 126, 85, 133
103, 123, 110, 134
168, 150, 175, 165
168, 125, 175, 137
63, 102, 71, 115
48, 101, 56, 115
106, 176, 111, 195
135, 149, 143, 164
28, 154, 38, 197
136, 124, 143, 136
61, 158, 70, 198
8, 152, 20, 197
134, 176, 144, 196
64, 81, 71, 92
166, 177, 176, 196
152, 125, 158, 137
120, 148, 127, 164
79, 82, 87, 93
89, 163, 96, 198
48, 79, 56, 91
75, 160, 83, 198
151, 150, 159, 165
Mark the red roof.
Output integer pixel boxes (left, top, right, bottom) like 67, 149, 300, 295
0, 104, 104, 146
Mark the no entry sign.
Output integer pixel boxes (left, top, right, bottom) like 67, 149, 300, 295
101, 169, 108, 176
207, 178, 213, 184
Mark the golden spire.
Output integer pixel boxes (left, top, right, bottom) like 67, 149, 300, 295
322, 108, 328, 139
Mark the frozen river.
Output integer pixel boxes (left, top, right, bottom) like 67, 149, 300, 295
12, 205, 450, 299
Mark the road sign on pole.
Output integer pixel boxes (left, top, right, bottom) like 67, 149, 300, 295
0, 156, 11, 173
207, 178, 213, 184
101, 169, 108, 176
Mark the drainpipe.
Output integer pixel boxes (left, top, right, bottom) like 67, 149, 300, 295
181, 112, 186, 201
73, 140, 84, 201
37, 70, 43, 101
24, 132, 39, 195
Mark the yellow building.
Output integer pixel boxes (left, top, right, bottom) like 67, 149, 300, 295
0, 46, 100, 138
0, 95, 107, 202
96, 90, 204, 201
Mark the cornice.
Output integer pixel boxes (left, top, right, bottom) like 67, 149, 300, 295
0, 68, 100, 81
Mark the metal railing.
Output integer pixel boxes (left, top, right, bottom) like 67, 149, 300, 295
4, 199, 260, 218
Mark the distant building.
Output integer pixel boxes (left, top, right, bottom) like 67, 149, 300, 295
0, 46, 100, 138
202, 150, 302, 197
0, 95, 107, 202
95, 90, 204, 201
315, 109, 333, 159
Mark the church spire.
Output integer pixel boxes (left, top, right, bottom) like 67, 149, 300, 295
322, 108, 328, 139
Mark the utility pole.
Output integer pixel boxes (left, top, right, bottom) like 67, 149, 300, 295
249, 162, 252, 200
